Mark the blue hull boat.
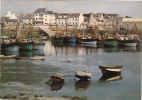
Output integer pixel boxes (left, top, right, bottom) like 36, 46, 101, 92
1, 44, 20, 52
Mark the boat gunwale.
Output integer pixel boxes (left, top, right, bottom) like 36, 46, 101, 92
99, 65, 123, 68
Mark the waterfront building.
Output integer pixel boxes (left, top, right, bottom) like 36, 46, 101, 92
56, 13, 69, 27
83, 13, 97, 26
56, 13, 84, 28
68, 13, 84, 27
23, 14, 34, 25
1, 11, 18, 30
34, 8, 55, 25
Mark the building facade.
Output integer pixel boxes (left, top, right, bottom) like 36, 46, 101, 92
34, 8, 55, 25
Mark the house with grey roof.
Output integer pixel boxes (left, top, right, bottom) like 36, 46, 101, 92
34, 8, 55, 25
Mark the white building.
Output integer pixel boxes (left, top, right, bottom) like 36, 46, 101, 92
22, 14, 34, 25
34, 8, 55, 25
56, 13, 69, 27
68, 13, 84, 27
56, 13, 84, 28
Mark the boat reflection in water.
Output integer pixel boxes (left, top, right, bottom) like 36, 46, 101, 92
75, 80, 91, 93
33, 49, 45, 56
49, 82, 65, 91
103, 47, 119, 53
99, 74, 122, 82
120, 47, 137, 52
20, 51, 33, 57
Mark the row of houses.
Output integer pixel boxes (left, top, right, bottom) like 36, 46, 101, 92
1, 7, 142, 31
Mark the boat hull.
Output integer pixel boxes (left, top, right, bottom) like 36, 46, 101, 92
119, 40, 137, 47
79, 39, 97, 45
123, 43, 137, 47
75, 75, 91, 80
99, 65, 122, 75
104, 39, 119, 47
100, 68, 121, 75
52, 37, 64, 43
74, 71, 92, 80
1, 44, 20, 52
20, 43, 33, 51
64, 37, 77, 43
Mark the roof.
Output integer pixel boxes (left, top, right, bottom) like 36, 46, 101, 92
44, 11, 54, 14
68, 13, 80, 18
105, 14, 118, 16
83, 14, 90, 18
34, 8, 48, 13
23, 14, 34, 19
56, 13, 69, 19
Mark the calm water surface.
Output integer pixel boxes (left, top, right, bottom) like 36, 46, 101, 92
0, 41, 141, 100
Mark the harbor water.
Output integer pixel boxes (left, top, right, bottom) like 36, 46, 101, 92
0, 41, 141, 100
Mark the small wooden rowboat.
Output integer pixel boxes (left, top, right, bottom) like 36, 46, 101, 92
0, 55, 16, 59
30, 57, 44, 60
74, 71, 92, 80
50, 72, 64, 83
99, 65, 123, 75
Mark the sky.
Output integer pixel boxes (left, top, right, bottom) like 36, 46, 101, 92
1, 0, 142, 17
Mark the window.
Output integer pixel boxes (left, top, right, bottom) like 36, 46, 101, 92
39, 14, 43, 17
36, 14, 38, 16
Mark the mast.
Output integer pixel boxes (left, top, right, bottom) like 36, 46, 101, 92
65, 18, 68, 37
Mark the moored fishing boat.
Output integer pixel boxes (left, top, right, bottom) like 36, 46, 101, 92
99, 65, 123, 75
74, 70, 92, 80
50, 72, 64, 83
1, 43, 20, 52
118, 35, 138, 47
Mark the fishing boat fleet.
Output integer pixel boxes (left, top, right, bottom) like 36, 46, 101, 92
52, 32, 141, 47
